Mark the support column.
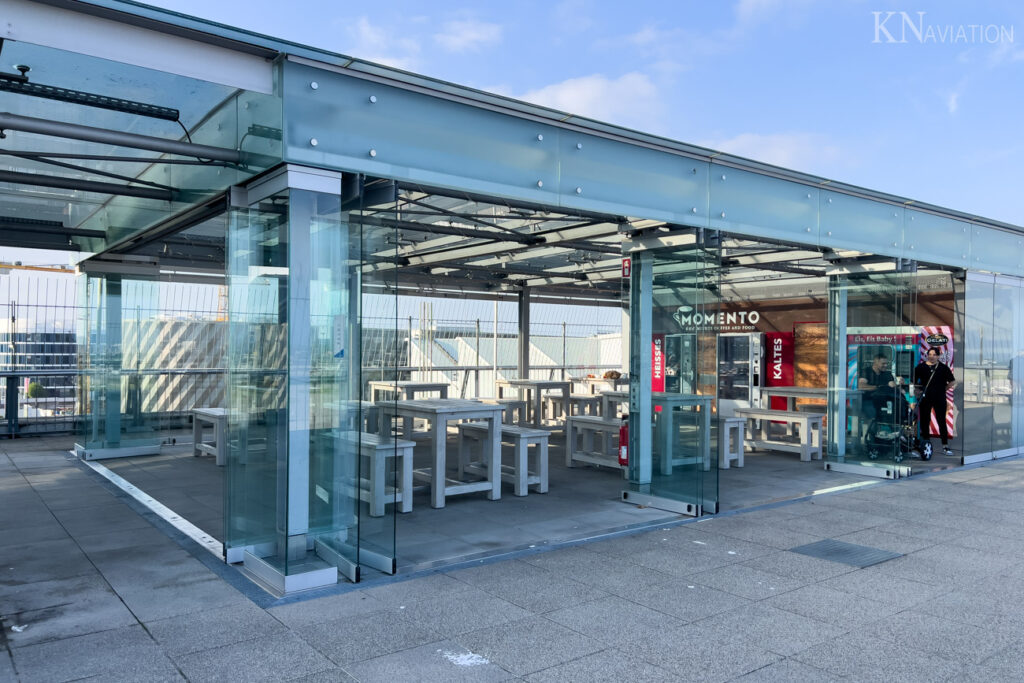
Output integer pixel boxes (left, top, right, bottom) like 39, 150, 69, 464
517, 287, 530, 379
827, 276, 848, 459
628, 253, 653, 485
102, 276, 123, 449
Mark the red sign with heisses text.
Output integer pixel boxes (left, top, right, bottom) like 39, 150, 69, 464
651, 334, 665, 392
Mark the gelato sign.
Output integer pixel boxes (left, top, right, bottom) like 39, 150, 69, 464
673, 306, 761, 332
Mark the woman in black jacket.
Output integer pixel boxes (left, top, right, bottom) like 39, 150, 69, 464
913, 347, 957, 457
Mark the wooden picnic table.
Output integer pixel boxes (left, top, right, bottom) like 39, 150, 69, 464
498, 379, 571, 428
376, 398, 503, 509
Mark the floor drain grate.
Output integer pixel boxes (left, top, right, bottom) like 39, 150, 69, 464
788, 539, 902, 567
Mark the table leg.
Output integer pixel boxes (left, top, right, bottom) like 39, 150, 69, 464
430, 418, 446, 508
192, 417, 202, 457
538, 441, 549, 493
399, 446, 413, 513
370, 452, 385, 517
440, 386, 449, 398
533, 390, 543, 429
487, 415, 501, 500
214, 416, 227, 467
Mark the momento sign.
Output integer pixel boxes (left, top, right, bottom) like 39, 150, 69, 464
673, 306, 761, 332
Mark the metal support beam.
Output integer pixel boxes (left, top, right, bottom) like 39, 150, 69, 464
0, 112, 265, 165
517, 287, 530, 379
0, 169, 174, 201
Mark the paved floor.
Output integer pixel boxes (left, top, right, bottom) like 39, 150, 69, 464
4, 436, 1024, 681
100, 432, 878, 570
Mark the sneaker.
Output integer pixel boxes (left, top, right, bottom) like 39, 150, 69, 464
942, 447, 954, 457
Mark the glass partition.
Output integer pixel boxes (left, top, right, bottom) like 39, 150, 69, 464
826, 271, 961, 468
627, 233, 719, 514
962, 274, 1021, 459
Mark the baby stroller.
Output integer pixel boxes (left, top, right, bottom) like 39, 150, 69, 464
864, 388, 930, 462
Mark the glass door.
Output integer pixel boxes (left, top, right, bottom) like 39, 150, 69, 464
827, 271, 920, 470
625, 231, 720, 514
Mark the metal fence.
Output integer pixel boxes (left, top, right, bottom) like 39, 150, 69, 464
1, 269, 623, 435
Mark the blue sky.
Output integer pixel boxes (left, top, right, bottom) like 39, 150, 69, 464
136, 0, 1024, 228
9, 0, 1022, 267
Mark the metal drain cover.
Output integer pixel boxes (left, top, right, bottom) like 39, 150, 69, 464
788, 539, 902, 568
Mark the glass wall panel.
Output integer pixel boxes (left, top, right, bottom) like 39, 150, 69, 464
225, 194, 289, 565
828, 273, 921, 467
628, 233, 719, 513
992, 281, 1016, 452
962, 277, 994, 458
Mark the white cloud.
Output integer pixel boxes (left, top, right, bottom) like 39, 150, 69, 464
701, 132, 842, 172
433, 20, 503, 53
517, 72, 663, 132
345, 16, 421, 70
946, 91, 960, 114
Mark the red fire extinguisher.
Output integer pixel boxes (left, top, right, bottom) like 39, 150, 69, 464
618, 418, 629, 466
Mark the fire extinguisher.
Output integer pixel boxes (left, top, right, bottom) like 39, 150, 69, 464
618, 418, 629, 466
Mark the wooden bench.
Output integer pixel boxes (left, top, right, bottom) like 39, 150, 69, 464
565, 415, 625, 474
336, 431, 415, 516
545, 394, 602, 419
718, 416, 746, 469
733, 408, 824, 462
481, 398, 528, 426
457, 422, 549, 495
193, 407, 228, 466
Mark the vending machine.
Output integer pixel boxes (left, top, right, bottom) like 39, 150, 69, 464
717, 332, 764, 417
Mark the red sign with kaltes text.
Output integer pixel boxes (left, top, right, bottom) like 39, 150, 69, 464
764, 332, 794, 387
764, 331, 794, 412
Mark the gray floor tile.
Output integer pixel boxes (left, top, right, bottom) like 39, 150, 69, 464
286, 668, 358, 682
298, 609, 442, 665
763, 583, 902, 626
456, 615, 603, 676
0, 538, 96, 588
793, 632, 965, 681
525, 648, 680, 682
9, 624, 180, 683
833, 527, 938, 554
739, 550, 857, 582
116, 574, 249, 622
691, 516, 825, 550
173, 631, 334, 682
685, 562, 809, 600
145, 601, 289, 656
732, 658, 842, 682
620, 579, 751, 623
267, 590, 387, 629
622, 621, 782, 682
705, 603, 848, 657
817, 568, 944, 610
397, 588, 531, 637
359, 572, 476, 606
543, 595, 686, 645
2, 574, 138, 648
867, 608, 1018, 665
343, 640, 514, 682
448, 559, 609, 613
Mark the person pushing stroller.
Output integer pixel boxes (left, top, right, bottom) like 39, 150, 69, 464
913, 347, 957, 457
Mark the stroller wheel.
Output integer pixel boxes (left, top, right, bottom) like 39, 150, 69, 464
868, 448, 879, 460
920, 442, 933, 461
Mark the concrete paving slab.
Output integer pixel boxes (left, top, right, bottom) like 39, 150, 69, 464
706, 603, 847, 657
792, 631, 965, 682
524, 647, 680, 682
396, 588, 531, 637
685, 562, 809, 600
738, 549, 857, 582
456, 615, 603, 676
342, 639, 515, 682
543, 595, 686, 645
172, 631, 335, 682
8, 624, 181, 683
867, 608, 1019, 665
145, 601, 289, 657
763, 583, 903, 626
0, 538, 96, 587
817, 568, 944, 610
298, 609, 441, 665
619, 579, 751, 623
358, 572, 476, 607
732, 658, 841, 682
622, 621, 781, 682
267, 591, 386, 629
